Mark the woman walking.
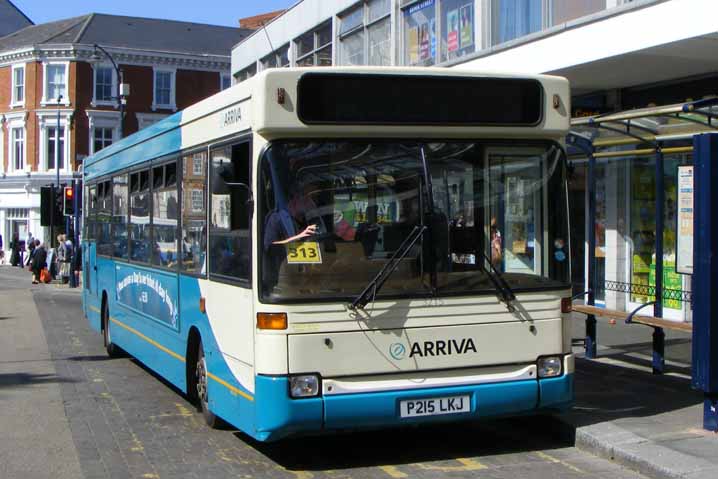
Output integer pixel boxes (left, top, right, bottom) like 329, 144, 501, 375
30, 240, 47, 284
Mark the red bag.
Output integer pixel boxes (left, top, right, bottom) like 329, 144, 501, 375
40, 268, 51, 284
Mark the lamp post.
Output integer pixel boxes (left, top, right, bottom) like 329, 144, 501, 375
89, 44, 127, 139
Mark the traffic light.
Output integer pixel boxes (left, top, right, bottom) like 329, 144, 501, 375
40, 185, 63, 226
63, 186, 75, 216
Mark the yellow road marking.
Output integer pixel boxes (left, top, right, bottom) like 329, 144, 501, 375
534, 451, 584, 474
414, 457, 488, 472
379, 465, 408, 478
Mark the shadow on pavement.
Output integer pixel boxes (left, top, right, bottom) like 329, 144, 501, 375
564, 356, 701, 428
243, 415, 572, 471
0, 372, 79, 388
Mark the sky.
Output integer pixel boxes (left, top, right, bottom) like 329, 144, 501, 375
12, 0, 298, 28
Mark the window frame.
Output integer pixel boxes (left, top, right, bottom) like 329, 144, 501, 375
10, 126, 26, 172
149, 157, 181, 271
41, 61, 70, 106
45, 125, 67, 172
92, 64, 117, 106
180, 147, 210, 277
207, 135, 253, 287
294, 21, 334, 67
10, 63, 25, 107
152, 67, 177, 112
337, 1, 392, 66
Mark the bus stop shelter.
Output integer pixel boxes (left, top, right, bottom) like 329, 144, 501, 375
566, 98, 718, 431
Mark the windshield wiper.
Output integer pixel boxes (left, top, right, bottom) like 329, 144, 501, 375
349, 225, 427, 311
479, 251, 517, 312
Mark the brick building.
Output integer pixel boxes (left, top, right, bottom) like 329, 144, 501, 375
0, 13, 250, 254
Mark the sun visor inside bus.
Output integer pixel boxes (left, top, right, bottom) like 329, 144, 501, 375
297, 73, 543, 126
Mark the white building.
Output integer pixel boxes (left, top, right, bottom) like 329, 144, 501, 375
232, 0, 718, 318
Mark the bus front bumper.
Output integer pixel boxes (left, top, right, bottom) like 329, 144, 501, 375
253, 372, 573, 441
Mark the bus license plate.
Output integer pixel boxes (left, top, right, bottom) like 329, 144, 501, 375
400, 395, 471, 418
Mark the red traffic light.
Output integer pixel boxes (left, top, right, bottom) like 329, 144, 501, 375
64, 187, 73, 198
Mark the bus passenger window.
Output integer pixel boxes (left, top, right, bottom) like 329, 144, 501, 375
152, 161, 179, 268
111, 175, 128, 259
209, 141, 252, 282
129, 170, 151, 263
96, 180, 113, 256
181, 151, 207, 275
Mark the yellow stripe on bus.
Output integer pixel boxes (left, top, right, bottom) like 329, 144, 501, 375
207, 372, 254, 402
108, 316, 254, 401
89, 305, 101, 314
110, 317, 186, 363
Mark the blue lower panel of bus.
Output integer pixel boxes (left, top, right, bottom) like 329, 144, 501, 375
253, 373, 573, 441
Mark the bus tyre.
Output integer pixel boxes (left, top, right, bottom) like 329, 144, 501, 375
196, 340, 220, 428
102, 302, 121, 358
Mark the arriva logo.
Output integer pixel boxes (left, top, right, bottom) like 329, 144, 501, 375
389, 343, 406, 360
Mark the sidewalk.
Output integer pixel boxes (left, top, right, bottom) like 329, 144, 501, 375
558, 318, 718, 479
0, 266, 83, 479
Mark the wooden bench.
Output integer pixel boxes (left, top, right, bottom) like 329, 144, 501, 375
572, 305, 693, 332
571, 304, 692, 373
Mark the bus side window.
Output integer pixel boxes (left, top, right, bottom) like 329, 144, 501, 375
129, 170, 151, 263
111, 174, 129, 259
209, 141, 252, 283
181, 151, 207, 275
96, 180, 113, 256
151, 161, 179, 268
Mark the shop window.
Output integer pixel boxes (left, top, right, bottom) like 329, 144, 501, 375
403, 0, 437, 66
295, 22, 333, 67
181, 151, 208, 275
440, 0, 476, 63
209, 141, 252, 283
491, 0, 543, 46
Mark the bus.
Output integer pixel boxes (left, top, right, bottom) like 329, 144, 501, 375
82, 67, 574, 442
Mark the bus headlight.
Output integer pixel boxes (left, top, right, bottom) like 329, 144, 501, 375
537, 356, 563, 378
289, 375, 320, 398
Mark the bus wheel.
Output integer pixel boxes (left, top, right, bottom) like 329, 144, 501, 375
102, 301, 121, 358
195, 340, 219, 428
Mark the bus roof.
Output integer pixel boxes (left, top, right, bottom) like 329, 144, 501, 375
84, 67, 569, 181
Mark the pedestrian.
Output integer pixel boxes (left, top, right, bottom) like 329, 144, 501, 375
25, 233, 35, 266
62, 234, 73, 283
9, 232, 21, 267
30, 240, 47, 284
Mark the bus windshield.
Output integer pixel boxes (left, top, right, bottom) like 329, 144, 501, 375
259, 140, 570, 303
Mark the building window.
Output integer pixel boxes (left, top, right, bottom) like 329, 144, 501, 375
47, 126, 66, 171
93, 127, 113, 153
94, 66, 114, 103
234, 63, 257, 83
153, 69, 176, 110
260, 43, 290, 70
11, 64, 24, 106
191, 189, 204, 212
403, 0, 437, 66
440, 0, 476, 63
295, 22, 332, 67
338, 0, 391, 66
552, 0, 606, 25
491, 0, 543, 46
221, 74, 232, 90
11, 128, 25, 171
44, 63, 67, 103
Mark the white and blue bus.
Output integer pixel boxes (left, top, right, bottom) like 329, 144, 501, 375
82, 67, 574, 441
